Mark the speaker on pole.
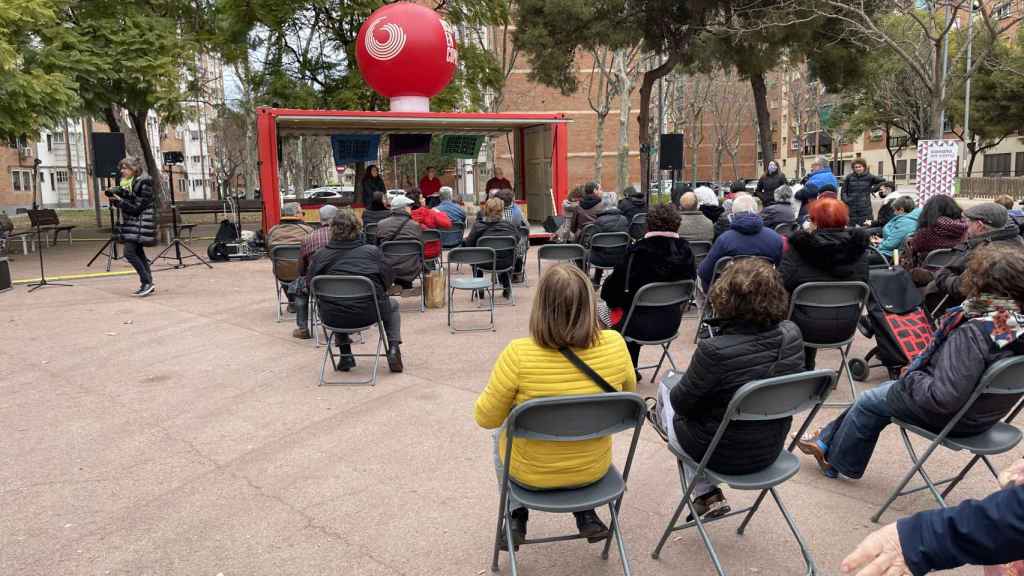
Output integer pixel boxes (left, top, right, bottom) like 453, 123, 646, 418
658, 133, 684, 171
91, 132, 127, 179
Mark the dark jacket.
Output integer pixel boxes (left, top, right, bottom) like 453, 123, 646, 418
898, 484, 1024, 575
761, 203, 795, 230
114, 176, 157, 246
887, 320, 1024, 436
699, 203, 724, 226
361, 175, 387, 206
794, 184, 820, 221
669, 320, 805, 474
465, 218, 518, 270
755, 172, 787, 207
931, 226, 1024, 307
571, 194, 603, 237
374, 211, 423, 283
600, 236, 695, 338
904, 216, 967, 270
698, 213, 784, 288
307, 238, 393, 329
842, 171, 884, 225
618, 195, 647, 223
779, 229, 870, 344
362, 208, 391, 229
581, 208, 629, 245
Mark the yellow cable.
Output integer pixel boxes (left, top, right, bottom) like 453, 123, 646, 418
13, 270, 137, 284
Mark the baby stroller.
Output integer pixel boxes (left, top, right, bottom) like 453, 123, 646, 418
849, 267, 933, 382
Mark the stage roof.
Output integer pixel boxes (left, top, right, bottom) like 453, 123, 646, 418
265, 108, 571, 137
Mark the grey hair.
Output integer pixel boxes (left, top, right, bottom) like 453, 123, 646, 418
774, 185, 793, 203
601, 191, 618, 209
118, 156, 144, 175
319, 204, 338, 224
814, 155, 830, 170
439, 186, 453, 201
281, 202, 302, 217
731, 193, 758, 215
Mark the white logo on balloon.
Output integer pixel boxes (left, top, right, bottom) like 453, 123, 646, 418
365, 17, 406, 61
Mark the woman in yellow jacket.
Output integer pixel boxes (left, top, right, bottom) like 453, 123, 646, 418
475, 263, 637, 548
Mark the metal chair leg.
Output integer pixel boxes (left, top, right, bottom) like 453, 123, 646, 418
606, 500, 633, 576
652, 460, 699, 560
941, 455, 983, 498
770, 488, 818, 576
736, 489, 770, 535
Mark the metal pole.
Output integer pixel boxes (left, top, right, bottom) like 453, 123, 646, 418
938, 5, 951, 137
963, 2, 975, 174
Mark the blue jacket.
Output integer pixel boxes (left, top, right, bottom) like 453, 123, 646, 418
436, 200, 467, 248
878, 207, 921, 256
698, 213, 784, 288
898, 484, 1024, 575
805, 167, 838, 191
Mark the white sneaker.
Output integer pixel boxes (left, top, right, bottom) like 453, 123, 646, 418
138, 284, 155, 297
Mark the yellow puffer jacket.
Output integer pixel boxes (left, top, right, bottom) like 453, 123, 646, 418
474, 330, 637, 489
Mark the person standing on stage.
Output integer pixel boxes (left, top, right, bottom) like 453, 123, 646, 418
485, 166, 512, 194
108, 156, 157, 297
419, 166, 443, 208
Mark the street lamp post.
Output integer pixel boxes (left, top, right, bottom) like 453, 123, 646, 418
963, 1, 977, 176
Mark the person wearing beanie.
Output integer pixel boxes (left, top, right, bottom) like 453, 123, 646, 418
617, 185, 647, 222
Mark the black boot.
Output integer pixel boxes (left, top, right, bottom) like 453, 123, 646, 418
387, 343, 404, 373
573, 509, 610, 543
335, 341, 356, 372
500, 508, 528, 551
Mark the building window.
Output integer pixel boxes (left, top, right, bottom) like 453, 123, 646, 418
55, 170, 69, 184
869, 128, 883, 141
52, 131, 65, 145
192, 178, 204, 189
896, 159, 907, 179
11, 170, 32, 192
878, 161, 885, 176
909, 159, 918, 179
983, 153, 1012, 177
190, 130, 201, 141
994, 2, 1011, 19
190, 155, 201, 164
1016, 152, 1024, 177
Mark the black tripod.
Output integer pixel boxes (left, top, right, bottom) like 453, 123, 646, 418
86, 190, 122, 271
27, 160, 71, 292
152, 166, 212, 270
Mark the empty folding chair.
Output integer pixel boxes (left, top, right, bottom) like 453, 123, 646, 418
788, 281, 870, 407
628, 213, 648, 241
447, 247, 497, 333
652, 369, 836, 576
310, 275, 389, 386
619, 280, 694, 383
380, 240, 426, 312
872, 356, 1024, 522
491, 392, 647, 576
537, 243, 586, 278
270, 244, 302, 322
586, 232, 631, 286
477, 235, 518, 306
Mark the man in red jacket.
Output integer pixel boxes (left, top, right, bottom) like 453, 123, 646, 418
419, 167, 443, 207
407, 188, 452, 263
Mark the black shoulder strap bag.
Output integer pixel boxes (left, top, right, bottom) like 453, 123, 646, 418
559, 347, 618, 393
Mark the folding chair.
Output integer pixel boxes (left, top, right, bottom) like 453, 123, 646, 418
868, 247, 890, 270
872, 355, 1024, 522
447, 247, 497, 333
788, 282, 870, 408
380, 240, 426, 312
310, 275, 389, 386
922, 248, 959, 321
686, 241, 713, 320
364, 223, 378, 245
491, 392, 647, 576
694, 256, 734, 343
619, 280, 695, 383
422, 228, 443, 269
537, 244, 586, 278
270, 244, 302, 322
628, 213, 647, 241
513, 223, 530, 286
774, 222, 799, 235
478, 236, 518, 306
652, 369, 836, 576
586, 232, 631, 287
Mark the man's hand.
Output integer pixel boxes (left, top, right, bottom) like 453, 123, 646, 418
998, 458, 1024, 489
842, 522, 911, 576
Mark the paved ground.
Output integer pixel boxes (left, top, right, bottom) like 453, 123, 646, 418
1, 238, 1015, 576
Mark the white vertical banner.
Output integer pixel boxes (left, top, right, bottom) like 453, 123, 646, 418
916, 139, 959, 204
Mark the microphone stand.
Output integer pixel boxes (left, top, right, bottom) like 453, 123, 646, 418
27, 158, 71, 292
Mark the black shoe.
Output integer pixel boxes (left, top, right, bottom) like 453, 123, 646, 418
287, 302, 297, 314
685, 488, 731, 523
475, 289, 486, 300
137, 284, 155, 297
499, 509, 528, 551
502, 288, 512, 300
387, 344, 404, 373
574, 509, 610, 543
335, 343, 356, 372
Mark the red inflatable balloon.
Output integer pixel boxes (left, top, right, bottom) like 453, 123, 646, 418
356, 3, 458, 112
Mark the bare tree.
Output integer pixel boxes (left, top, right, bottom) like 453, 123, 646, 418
610, 44, 643, 191
708, 72, 753, 181
665, 71, 713, 185
585, 47, 617, 184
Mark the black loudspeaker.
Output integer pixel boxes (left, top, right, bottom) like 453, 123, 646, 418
0, 257, 11, 293
659, 133, 684, 171
91, 132, 127, 178
543, 215, 564, 234
163, 151, 184, 165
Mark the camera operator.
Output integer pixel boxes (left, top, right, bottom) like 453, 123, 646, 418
107, 156, 157, 296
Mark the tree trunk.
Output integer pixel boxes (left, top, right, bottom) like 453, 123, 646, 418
713, 146, 723, 183
594, 112, 607, 184
615, 50, 632, 192
104, 105, 146, 165
63, 120, 75, 207
638, 54, 680, 200
749, 72, 774, 172
930, 38, 945, 140
127, 108, 164, 202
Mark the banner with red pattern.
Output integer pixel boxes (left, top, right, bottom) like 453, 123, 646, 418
916, 139, 959, 204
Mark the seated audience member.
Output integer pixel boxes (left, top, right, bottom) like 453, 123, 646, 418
698, 194, 784, 289
570, 181, 604, 241
693, 185, 722, 222
677, 191, 715, 243
903, 194, 966, 278
760, 185, 797, 230
460, 191, 480, 227
0, 209, 13, 240
995, 194, 1024, 232
496, 188, 525, 229
874, 195, 920, 258
268, 202, 314, 311
306, 209, 404, 372
556, 186, 584, 243
869, 182, 901, 228
617, 186, 647, 222
474, 264, 637, 549
582, 192, 630, 285
375, 194, 424, 289
779, 197, 869, 369
928, 202, 1024, 309
670, 182, 692, 210
725, 179, 746, 200
842, 460, 1024, 576
407, 188, 452, 266
292, 205, 338, 339
435, 187, 466, 248
600, 204, 695, 371
650, 258, 804, 519
798, 244, 1024, 480
794, 183, 820, 222
362, 191, 392, 229
465, 197, 519, 300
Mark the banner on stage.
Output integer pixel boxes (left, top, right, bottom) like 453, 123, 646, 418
331, 134, 380, 166
916, 140, 959, 203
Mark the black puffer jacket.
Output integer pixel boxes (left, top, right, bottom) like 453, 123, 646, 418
115, 176, 157, 246
618, 195, 647, 222
601, 236, 695, 338
843, 172, 884, 226
669, 320, 805, 474
308, 238, 393, 329
887, 320, 1024, 436
779, 229, 870, 344
931, 227, 1024, 308
465, 218, 518, 271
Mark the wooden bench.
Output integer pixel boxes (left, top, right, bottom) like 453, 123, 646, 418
29, 209, 75, 247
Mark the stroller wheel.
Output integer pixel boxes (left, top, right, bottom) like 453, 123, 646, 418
849, 358, 869, 382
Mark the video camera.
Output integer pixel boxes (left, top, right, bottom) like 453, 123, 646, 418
103, 186, 122, 199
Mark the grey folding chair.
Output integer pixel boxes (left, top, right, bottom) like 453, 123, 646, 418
270, 244, 302, 322
872, 356, 1024, 522
694, 256, 734, 343
922, 248, 960, 321
364, 223, 378, 245
478, 236, 518, 306
380, 240, 426, 313
586, 232, 631, 287
447, 247, 497, 333
787, 282, 870, 408
652, 369, 837, 576
310, 275, 389, 386
537, 243, 586, 278
774, 222, 799, 235
422, 228, 443, 269
628, 213, 647, 241
686, 241, 713, 319
619, 280, 695, 383
491, 392, 647, 576
513, 224, 530, 286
